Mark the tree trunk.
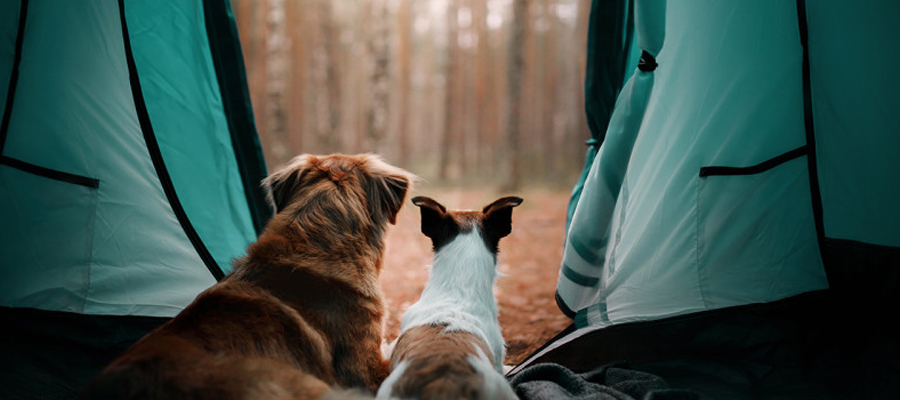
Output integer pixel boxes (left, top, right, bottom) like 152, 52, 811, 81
265, 0, 289, 166
395, 0, 412, 167
367, 0, 391, 155
439, 0, 458, 181
312, 0, 341, 153
504, 0, 527, 191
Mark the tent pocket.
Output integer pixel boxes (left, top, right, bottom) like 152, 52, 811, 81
0, 157, 98, 313
696, 149, 827, 310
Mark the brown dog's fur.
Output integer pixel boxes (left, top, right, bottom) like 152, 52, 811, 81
387, 324, 495, 399
82, 154, 414, 400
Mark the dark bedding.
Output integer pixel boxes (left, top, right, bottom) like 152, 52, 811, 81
508, 292, 900, 399
511, 362, 705, 400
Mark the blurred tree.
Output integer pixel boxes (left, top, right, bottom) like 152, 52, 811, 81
504, 0, 527, 191
265, 0, 289, 163
439, 0, 458, 181
312, 0, 341, 154
367, 0, 391, 155
395, 0, 412, 166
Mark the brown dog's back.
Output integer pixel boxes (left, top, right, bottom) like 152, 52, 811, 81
83, 154, 414, 399
82, 281, 334, 400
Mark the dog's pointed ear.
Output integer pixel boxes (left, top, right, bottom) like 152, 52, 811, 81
482, 196, 523, 240
412, 196, 447, 239
363, 155, 415, 225
261, 155, 314, 212
412, 196, 449, 240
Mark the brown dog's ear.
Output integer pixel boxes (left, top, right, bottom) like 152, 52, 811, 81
482, 196, 523, 241
362, 155, 415, 225
261, 155, 313, 212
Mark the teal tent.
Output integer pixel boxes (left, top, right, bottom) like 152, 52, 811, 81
1, 0, 270, 397
3, 0, 899, 399
512, 0, 900, 398
556, 0, 898, 328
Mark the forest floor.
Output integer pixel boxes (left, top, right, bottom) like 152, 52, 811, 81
379, 186, 574, 367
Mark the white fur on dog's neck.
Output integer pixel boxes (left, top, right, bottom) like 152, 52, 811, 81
398, 229, 506, 372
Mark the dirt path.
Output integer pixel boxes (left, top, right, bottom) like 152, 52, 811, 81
380, 187, 573, 366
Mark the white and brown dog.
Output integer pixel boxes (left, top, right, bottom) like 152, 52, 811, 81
377, 196, 522, 400
83, 154, 414, 400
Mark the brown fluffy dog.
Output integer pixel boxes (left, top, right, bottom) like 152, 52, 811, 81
82, 154, 414, 400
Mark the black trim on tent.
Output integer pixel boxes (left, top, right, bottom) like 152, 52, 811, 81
555, 290, 577, 319
118, 0, 225, 281
698, 145, 807, 177
202, 0, 272, 236
0, 0, 28, 156
795, 0, 826, 251
0, 156, 99, 188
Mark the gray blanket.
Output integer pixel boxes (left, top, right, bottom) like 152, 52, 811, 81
509, 363, 706, 400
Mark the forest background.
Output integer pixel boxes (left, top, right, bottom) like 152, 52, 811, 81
231, 0, 593, 364
232, 0, 592, 189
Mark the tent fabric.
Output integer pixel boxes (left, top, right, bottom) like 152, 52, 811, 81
1, 0, 269, 397
201, 0, 271, 239
557, 0, 845, 329
125, 0, 260, 277
566, 0, 638, 230
805, 1, 900, 306
808, 2, 900, 247
534, 0, 900, 397
0, 0, 20, 119
0, 0, 268, 316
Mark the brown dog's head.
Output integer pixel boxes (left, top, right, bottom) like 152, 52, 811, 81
262, 154, 415, 228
